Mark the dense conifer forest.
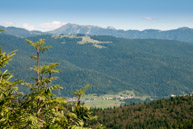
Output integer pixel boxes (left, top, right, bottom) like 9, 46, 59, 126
91, 95, 193, 129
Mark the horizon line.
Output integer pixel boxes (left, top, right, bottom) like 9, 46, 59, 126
1, 23, 192, 32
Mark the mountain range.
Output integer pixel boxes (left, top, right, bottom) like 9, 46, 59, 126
49, 23, 193, 43
1, 24, 193, 43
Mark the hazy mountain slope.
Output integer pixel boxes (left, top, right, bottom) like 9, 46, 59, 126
49, 23, 193, 43
2, 24, 193, 43
0, 26, 46, 38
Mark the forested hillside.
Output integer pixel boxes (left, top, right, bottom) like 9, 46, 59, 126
1, 34, 193, 97
91, 95, 193, 129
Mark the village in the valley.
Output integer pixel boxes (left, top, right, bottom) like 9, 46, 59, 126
65, 91, 193, 108
66, 94, 136, 103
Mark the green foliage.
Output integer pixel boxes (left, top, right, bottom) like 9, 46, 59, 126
0, 30, 21, 128
0, 48, 16, 67
92, 95, 193, 129
73, 85, 91, 100
0, 31, 99, 128
26, 39, 52, 53
0, 49, 21, 128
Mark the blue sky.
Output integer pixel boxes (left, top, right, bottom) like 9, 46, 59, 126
0, 0, 193, 31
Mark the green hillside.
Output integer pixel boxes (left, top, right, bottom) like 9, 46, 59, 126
91, 95, 193, 129
1, 34, 193, 97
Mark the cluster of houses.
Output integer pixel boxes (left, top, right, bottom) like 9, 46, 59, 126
66, 95, 135, 103
65, 92, 193, 104
101, 95, 134, 100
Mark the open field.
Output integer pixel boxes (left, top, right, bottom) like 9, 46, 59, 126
80, 90, 151, 108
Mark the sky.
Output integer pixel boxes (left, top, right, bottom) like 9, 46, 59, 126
0, 0, 193, 31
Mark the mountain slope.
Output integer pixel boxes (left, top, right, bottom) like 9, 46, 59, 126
0, 26, 46, 38
1, 34, 193, 97
2, 24, 193, 43
0, 34, 137, 96
49, 23, 193, 43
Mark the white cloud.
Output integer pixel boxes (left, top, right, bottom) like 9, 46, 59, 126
23, 23, 35, 30
144, 17, 153, 21
4, 21, 15, 26
39, 21, 66, 31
